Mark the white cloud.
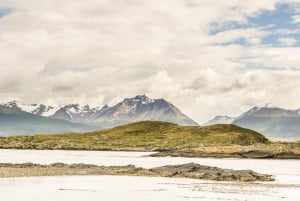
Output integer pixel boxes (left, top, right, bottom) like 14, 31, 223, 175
292, 14, 300, 23
0, 0, 300, 123
275, 28, 300, 35
210, 27, 269, 45
277, 37, 297, 46
239, 46, 300, 70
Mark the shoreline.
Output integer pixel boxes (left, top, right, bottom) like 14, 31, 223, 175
0, 147, 299, 160
150, 150, 300, 159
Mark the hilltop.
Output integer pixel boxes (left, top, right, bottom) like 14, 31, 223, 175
0, 121, 269, 150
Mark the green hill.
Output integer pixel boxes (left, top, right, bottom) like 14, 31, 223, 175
0, 121, 269, 150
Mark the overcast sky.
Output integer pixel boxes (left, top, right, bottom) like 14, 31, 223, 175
0, 0, 300, 123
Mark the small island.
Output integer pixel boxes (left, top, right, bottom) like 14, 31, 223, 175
0, 121, 299, 159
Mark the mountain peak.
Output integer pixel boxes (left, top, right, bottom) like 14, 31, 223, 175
124, 95, 155, 105
203, 115, 235, 125
236, 106, 300, 119
100, 104, 109, 111
134, 94, 149, 99
63, 104, 80, 108
1, 95, 199, 128
4, 100, 20, 108
246, 106, 262, 114
83, 105, 90, 110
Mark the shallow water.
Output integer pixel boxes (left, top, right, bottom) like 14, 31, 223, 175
0, 149, 299, 201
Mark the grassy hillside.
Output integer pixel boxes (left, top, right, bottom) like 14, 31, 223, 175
0, 121, 269, 150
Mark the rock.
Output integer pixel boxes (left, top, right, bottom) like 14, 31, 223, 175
0, 162, 274, 182
149, 163, 274, 182
240, 151, 275, 159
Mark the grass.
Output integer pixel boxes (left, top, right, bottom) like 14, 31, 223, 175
191, 142, 300, 155
0, 121, 270, 150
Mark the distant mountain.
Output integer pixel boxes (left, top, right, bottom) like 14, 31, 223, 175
50, 104, 101, 123
206, 106, 300, 140
3, 101, 57, 116
0, 105, 100, 136
2, 95, 198, 129
203, 116, 235, 125
236, 107, 300, 119
85, 95, 199, 128
233, 107, 300, 140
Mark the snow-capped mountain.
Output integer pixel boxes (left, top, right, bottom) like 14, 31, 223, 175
203, 116, 235, 125
86, 95, 199, 128
50, 104, 101, 123
233, 107, 300, 140
2, 95, 199, 128
0, 104, 100, 136
2, 101, 57, 116
207, 106, 300, 140
235, 107, 300, 120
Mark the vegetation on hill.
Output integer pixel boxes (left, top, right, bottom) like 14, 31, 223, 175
0, 121, 269, 150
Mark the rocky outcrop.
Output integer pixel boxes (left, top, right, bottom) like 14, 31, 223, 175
150, 163, 273, 182
0, 162, 274, 182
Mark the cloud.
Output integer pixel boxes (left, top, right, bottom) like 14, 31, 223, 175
277, 37, 297, 46
0, 0, 300, 123
236, 46, 300, 71
210, 27, 270, 45
292, 14, 300, 23
0, 7, 12, 18
275, 28, 300, 35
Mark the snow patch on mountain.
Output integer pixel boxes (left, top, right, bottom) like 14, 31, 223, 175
2, 101, 58, 116
2, 95, 198, 128
3, 100, 37, 113
235, 107, 262, 120
203, 116, 235, 125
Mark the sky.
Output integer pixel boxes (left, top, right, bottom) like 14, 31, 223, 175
0, 0, 300, 123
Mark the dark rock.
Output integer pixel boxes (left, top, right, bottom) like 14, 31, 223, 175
240, 151, 275, 159
0, 162, 274, 182
150, 163, 274, 182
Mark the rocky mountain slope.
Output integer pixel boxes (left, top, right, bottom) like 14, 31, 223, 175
233, 107, 300, 140
205, 107, 300, 140
0, 105, 100, 136
203, 116, 235, 125
2, 95, 198, 128
3, 101, 58, 116
85, 95, 198, 128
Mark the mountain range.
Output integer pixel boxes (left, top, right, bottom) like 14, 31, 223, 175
0, 95, 198, 136
2, 95, 300, 140
0, 105, 99, 136
204, 106, 300, 140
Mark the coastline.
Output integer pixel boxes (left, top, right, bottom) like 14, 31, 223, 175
150, 150, 300, 159
0, 143, 299, 159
